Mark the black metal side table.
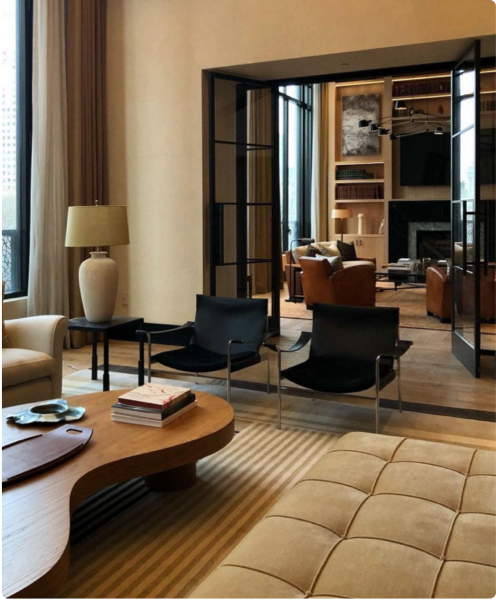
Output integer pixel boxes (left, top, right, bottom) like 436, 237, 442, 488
68, 316, 145, 391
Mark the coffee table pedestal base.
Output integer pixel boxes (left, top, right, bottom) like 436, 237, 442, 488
145, 462, 197, 492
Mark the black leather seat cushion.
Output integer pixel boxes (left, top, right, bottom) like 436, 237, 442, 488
152, 344, 261, 373
282, 358, 395, 394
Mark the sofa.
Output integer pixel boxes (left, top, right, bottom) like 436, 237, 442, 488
284, 241, 376, 299
2, 315, 68, 408
299, 257, 376, 308
191, 431, 496, 599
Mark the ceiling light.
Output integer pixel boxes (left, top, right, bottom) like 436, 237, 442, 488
358, 119, 371, 128
394, 100, 407, 111
369, 123, 378, 132
434, 127, 443, 135
378, 128, 389, 136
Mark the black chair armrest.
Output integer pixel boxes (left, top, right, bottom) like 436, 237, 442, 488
229, 330, 276, 347
265, 331, 311, 353
137, 322, 194, 338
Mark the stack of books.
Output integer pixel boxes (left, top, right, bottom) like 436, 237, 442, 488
388, 262, 414, 273
111, 383, 196, 427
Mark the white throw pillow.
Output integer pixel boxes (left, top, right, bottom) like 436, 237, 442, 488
315, 242, 341, 258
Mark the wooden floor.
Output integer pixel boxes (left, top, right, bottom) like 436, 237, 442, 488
63, 318, 496, 415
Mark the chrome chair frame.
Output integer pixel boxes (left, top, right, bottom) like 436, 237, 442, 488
137, 321, 272, 405
267, 332, 409, 433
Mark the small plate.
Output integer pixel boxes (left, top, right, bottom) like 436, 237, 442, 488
6, 400, 86, 426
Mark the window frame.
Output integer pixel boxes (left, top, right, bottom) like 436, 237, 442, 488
3, 0, 32, 299
278, 84, 313, 251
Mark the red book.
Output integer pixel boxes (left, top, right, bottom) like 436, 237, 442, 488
118, 383, 191, 410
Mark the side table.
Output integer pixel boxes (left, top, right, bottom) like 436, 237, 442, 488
68, 316, 145, 391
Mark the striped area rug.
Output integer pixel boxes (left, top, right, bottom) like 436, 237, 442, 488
57, 422, 339, 598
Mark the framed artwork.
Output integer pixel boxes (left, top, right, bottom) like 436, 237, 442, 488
342, 94, 380, 156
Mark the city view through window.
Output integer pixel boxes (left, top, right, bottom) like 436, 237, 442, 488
1, 0, 17, 293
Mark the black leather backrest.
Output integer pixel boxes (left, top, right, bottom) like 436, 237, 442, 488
193, 295, 268, 355
311, 304, 399, 363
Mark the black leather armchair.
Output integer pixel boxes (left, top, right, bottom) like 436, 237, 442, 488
138, 295, 269, 404
266, 303, 412, 433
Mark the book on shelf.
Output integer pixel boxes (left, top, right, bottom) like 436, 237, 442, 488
336, 184, 383, 200
118, 383, 191, 410
392, 80, 450, 97
111, 393, 196, 421
111, 400, 197, 427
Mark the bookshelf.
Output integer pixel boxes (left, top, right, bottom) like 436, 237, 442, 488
329, 69, 495, 265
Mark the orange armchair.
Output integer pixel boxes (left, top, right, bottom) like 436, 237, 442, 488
299, 257, 376, 309
426, 266, 451, 322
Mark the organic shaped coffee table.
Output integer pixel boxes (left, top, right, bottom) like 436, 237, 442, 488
2, 390, 234, 598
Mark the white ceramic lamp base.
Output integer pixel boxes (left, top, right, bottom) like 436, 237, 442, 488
79, 251, 118, 323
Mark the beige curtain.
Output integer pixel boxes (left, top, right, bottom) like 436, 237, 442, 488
311, 83, 330, 242
66, 0, 108, 347
247, 88, 273, 295
28, 0, 70, 318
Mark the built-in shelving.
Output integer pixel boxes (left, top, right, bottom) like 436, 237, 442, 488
336, 179, 385, 184
335, 199, 384, 204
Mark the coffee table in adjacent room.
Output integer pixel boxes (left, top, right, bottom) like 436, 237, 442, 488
68, 316, 145, 391
2, 391, 234, 598
376, 269, 427, 290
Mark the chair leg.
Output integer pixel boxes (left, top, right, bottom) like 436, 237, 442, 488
375, 358, 381, 434
397, 357, 402, 413
277, 349, 282, 430
227, 367, 232, 404
266, 346, 270, 394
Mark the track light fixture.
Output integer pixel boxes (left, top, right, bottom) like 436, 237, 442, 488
357, 104, 450, 140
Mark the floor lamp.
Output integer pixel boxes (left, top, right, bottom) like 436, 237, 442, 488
331, 209, 352, 242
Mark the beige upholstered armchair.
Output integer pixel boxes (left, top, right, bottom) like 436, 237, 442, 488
2, 316, 68, 408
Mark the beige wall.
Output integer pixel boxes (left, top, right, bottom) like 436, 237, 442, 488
106, 0, 495, 324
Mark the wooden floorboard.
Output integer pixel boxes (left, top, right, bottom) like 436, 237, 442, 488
63, 318, 496, 415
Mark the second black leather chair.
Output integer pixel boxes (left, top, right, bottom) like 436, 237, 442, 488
266, 303, 412, 433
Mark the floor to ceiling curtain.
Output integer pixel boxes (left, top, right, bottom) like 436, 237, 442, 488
66, 0, 108, 347
28, 0, 108, 348
28, 0, 69, 318
311, 83, 330, 242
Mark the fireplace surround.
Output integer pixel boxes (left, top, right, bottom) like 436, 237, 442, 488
389, 201, 451, 263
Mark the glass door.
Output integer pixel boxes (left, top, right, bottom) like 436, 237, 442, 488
451, 41, 482, 377
207, 73, 280, 330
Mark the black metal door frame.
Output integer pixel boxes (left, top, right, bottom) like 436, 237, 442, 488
451, 40, 482, 377
207, 72, 281, 331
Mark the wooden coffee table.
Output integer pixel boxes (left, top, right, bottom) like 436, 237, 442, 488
2, 390, 234, 598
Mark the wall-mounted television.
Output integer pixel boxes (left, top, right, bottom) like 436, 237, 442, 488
400, 129, 495, 187
400, 132, 450, 186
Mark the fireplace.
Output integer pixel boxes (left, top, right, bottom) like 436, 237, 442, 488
416, 230, 451, 260
389, 201, 451, 262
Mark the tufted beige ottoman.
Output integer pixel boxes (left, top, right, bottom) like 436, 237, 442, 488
191, 432, 496, 599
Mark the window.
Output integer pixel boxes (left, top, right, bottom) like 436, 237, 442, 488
279, 85, 313, 251
1, 0, 32, 297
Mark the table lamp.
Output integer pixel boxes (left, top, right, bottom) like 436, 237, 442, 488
65, 204, 129, 323
331, 208, 352, 242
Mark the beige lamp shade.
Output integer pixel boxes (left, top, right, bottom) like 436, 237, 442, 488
65, 205, 130, 247
331, 208, 352, 220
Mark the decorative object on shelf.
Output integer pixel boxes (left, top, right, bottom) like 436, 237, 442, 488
357, 213, 365, 235
6, 399, 86, 426
65, 202, 130, 323
331, 209, 352, 242
379, 219, 385, 235
342, 94, 380, 155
